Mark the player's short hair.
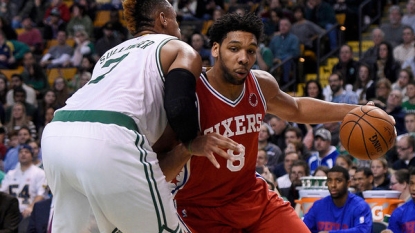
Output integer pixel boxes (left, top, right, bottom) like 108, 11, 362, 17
208, 12, 263, 47
122, 0, 171, 36
328, 166, 350, 181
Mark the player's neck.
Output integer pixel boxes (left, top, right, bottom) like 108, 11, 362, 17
332, 193, 348, 207
206, 67, 244, 101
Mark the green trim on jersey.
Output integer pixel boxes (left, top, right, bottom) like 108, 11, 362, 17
156, 37, 177, 83
52, 110, 139, 132
134, 132, 181, 233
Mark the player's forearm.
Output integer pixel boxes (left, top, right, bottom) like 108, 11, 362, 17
294, 97, 357, 124
158, 143, 191, 182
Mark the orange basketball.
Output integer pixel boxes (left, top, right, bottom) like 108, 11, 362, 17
339, 105, 396, 160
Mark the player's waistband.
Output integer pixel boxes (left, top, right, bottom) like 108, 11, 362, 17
52, 110, 139, 132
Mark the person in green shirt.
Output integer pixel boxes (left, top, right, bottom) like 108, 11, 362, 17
402, 80, 415, 113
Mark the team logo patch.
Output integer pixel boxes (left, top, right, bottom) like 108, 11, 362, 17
249, 93, 258, 107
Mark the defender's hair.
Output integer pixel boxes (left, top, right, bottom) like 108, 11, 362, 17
328, 166, 350, 181
122, 0, 171, 36
208, 12, 263, 47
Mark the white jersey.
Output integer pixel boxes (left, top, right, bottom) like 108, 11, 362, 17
0, 164, 47, 212
62, 34, 178, 146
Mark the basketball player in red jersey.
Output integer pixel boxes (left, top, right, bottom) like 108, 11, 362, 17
164, 13, 366, 232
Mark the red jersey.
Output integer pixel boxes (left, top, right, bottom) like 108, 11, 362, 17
173, 71, 266, 207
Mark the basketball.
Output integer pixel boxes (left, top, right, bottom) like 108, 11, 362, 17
339, 105, 396, 160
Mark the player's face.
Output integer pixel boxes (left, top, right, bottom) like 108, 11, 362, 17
409, 175, 415, 202
163, 5, 180, 39
405, 114, 415, 132
212, 31, 257, 85
327, 171, 349, 199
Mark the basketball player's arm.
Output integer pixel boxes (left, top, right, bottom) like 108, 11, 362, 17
154, 125, 240, 181
253, 70, 358, 124
161, 40, 202, 144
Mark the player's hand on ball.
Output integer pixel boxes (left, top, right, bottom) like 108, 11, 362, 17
188, 133, 242, 169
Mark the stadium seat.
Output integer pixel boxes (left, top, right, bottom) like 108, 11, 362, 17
15, 28, 25, 36
0, 66, 24, 81
94, 11, 111, 27
336, 13, 346, 26
47, 68, 77, 86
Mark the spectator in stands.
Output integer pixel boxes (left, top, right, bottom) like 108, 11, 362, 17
36, 89, 57, 127
313, 165, 329, 177
402, 81, 415, 113
95, 8, 128, 42
69, 56, 95, 92
304, 0, 337, 50
253, 38, 273, 72
43, 8, 67, 40
6, 102, 37, 140
291, 5, 324, 53
40, 31, 73, 69
9, 39, 30, 67
404, 113, 415, 135
194, 0, 224, 20
0, 192, 20, 233
18, 16, 43, 56
380, 5, 407, 48
37, 106, 55, 140
276, 150, 300, 189
308, 128, 339, 175
393, 68, 413, 102
390, 169, 411, 205
28, 140, 42, 168
279, 160, 309, 207
402, 0, 415, 32
335, 154, 353, 170
385, 89, 407, 136
66, 3, 93, 39
328, 72, 358, 104
27, 197, 53, 233
268, 114, 289, 150
0, 73, 8, 107
5, 86, 38, 125
354, 167, 374, 198
348, 165, 358, 192
332, 45, 360, 87
259, 123, 283, 170
383, 168, 415, 233
303, 79, 325, 100
354, 63, 376, 105
394, 26, 415, 65
371, 78, 392, 108
303, 166, 372, 232
374, 41, 400, 83
262, 7, 283, 39
371, 158, 391, 190
64, 29, 95, 67
0, 144, 47, 232
31, 0, 50, 27
52, 77, 69, 108
6, 74, 37, 108
393, 135, 415, 170
44, 0, 71, 23
360, 28, 384, 65
0, 30, 14, 69
22, 51, 49, 100
269, 18, 300, 85
285, 126, 311, 160
189, 32, 213, 66
95, 22, 122, 57
3, 126, 33, 173
0, 16, 17, 40
0, 0, 18, 28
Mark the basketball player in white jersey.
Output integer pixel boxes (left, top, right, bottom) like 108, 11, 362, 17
41, 0, 240, 232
